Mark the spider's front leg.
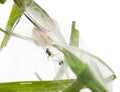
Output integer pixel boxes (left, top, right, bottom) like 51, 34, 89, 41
45, 47, 64, 65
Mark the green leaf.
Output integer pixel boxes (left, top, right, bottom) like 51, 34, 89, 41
0, 80, 73, 92
0, 4, 22, 50
69, 21, 79, 47
63, 65, 107, 92
0, 0, 6, 4
61, 48, 107, 92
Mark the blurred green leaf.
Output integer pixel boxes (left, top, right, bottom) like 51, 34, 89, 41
69, 21, 79, 47
0, 80, 73, 92
0, 0, 6, 4
0, 4, 22, 50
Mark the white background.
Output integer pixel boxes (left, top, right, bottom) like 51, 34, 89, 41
0, 0, 120, 92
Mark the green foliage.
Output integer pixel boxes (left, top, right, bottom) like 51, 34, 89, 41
0, 80, 73, 92
0, 0, 116, 92
70, 21, 79, 47
0, 0, 6, 4
0, 4, 22, 50
60, 48, 107, 92
14, 0, 30, 8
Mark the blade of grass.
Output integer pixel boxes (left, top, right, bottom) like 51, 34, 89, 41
0, 4, 22, 50
0, 80, 73, 92
69, 21, 79, 47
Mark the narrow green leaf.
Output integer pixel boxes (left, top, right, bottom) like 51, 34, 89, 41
0, 80, 73, 92
69, 21, 79, 47
0, 0, 6, 4
0, 4, 22, 50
